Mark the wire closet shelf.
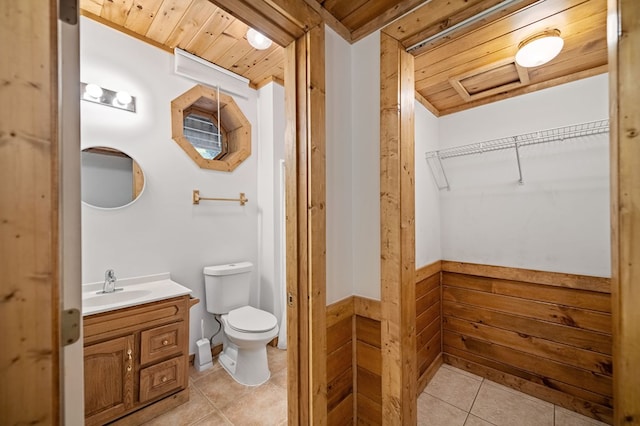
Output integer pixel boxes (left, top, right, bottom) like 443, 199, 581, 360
425, 119, 609, 190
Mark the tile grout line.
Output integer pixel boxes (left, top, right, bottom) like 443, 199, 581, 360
467, 377, 485, 424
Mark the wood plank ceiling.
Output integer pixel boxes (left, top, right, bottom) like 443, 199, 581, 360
385, 0, 608, 115
79, 0, 608, 113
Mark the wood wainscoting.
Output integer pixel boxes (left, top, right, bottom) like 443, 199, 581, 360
441, 261, 613, 424
416, 261, 444, 394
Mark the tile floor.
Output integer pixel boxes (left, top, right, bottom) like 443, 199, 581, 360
144, 355, 608, 426
142, 346, 288, 426
419, 364, 609, 426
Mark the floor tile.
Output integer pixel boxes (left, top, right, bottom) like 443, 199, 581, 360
141, 385, 216, 426
270, 368, 287, 390
189, 357, 223, 382
190, 409, 232, 425
220, 382, 287, 425
417, 393, 468, 426
194, 367, 255, 411
267, 346, 287, 374
555, 406, 609, 426
425, 365, 482, 411
470, 381, 553, 426
464, 414, 495, 426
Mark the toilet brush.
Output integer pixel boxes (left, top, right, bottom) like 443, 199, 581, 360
195, 319, 213, 372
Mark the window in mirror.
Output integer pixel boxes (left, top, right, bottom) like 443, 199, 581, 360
171, 84, 251, 172
81, 147, 145, 209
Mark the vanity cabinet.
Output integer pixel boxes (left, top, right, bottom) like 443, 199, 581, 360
83, 296, 191, 426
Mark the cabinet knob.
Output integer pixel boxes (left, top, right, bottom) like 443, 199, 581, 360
161, 376, 167, 383
162, 340, 169, 346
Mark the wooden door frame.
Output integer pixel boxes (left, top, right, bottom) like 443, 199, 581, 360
609, 0, 640, 424
284, 24, 327, 425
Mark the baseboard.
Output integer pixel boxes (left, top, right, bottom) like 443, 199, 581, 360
417, 353, 443, 394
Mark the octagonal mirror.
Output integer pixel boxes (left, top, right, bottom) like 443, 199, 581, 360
171, 85, 251, 172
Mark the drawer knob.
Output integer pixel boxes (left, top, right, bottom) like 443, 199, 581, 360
162, 340, 169, 346
161, 376, 167, 383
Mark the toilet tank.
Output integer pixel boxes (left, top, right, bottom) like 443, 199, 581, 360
203, 262, 253, 314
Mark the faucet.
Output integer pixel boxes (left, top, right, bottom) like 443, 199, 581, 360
100, 269, 122, 294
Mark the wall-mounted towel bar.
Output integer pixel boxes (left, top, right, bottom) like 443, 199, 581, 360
192, 190, 248, 205
425, 119, 609, 190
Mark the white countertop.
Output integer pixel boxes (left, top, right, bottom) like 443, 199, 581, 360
82, 272, 192, 316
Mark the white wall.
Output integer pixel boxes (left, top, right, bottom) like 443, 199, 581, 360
326, 26, 355, 304
351, 31, 381, 300
437, 74, 610, 277
257, 82, 286, 322
415, 103, 442, 268
80, 17, 262, 354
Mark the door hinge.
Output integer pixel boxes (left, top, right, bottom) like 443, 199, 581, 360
59, 0, 78, 25
61, 308, 81, 346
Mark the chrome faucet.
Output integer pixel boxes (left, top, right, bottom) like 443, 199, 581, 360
100, 269, 122, 294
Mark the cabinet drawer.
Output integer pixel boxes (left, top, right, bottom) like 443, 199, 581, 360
140, 322, 185, 365
139, 356, 187, 403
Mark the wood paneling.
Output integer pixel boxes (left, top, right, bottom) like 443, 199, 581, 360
609, 0, 640, 423
79, 0, 286, 88
355, 314, 382, 425
327, 298, 354, 422
441, 263, 612, 423
415, 262, 442, 393
384, 0, 608, 115
319, 0, 428, 42
0, 2, 59, 424
380, 31, 417, 425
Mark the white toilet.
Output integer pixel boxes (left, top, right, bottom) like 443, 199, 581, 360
203, 262, 279, 386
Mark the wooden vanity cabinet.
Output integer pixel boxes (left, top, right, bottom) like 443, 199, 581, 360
83, 295, 191, 426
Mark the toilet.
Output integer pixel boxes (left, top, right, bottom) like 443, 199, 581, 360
203, 262, 279, 386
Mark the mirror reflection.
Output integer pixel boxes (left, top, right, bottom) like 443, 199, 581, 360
81, 147, 145, 209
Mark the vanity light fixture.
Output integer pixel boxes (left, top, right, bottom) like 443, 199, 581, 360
515, 29, 564, 68
81, 82, 136, 113
246, 28, 272, 50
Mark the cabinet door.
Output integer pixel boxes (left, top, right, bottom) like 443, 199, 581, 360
84, 335, 135, 426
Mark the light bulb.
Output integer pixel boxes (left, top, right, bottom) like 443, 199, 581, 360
115, 91, 132, 105
85, 83, 103, 99
515, 30, 564, 68
247, 28, 272, 50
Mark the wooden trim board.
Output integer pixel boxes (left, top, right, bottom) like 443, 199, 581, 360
442, 261, 611, 293
608, 0, 640, 423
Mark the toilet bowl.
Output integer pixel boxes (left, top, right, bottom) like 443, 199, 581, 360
203, 262, 280, 386
218, 306, 279, 386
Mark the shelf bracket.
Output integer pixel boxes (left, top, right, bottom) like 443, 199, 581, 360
514, 142, 524, 185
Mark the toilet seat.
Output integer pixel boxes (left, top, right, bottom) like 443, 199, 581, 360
227, 306, 277, 333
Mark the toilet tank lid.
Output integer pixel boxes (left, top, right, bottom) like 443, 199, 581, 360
204, 262, 253, 276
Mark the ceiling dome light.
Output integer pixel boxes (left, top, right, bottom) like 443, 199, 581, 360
115, 91, 132, 105
247, 28, 272, 50
85, 83, 103, 99
515, 30, 564, 68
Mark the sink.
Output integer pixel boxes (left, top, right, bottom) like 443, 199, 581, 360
83, 289, 152, 307
81, 272, 192, 316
